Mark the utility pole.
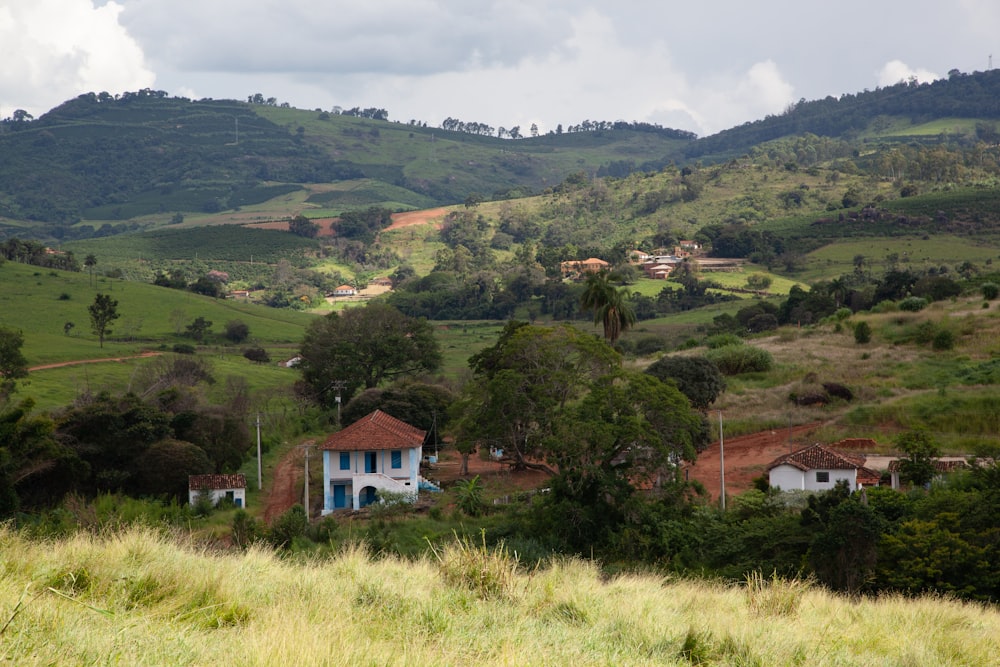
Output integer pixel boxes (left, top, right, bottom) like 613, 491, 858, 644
326, 380, 347, 424
718, 410, 726, 511
256, 413, 263, 490
303, 444, 312, 519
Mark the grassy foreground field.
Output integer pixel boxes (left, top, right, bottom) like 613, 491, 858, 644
2, 527, 998, 666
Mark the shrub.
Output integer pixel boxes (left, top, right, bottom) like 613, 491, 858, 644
268, 505, 308, 549
706, 333, 743, 349
454, 475, 486, 517
932, 329, 955, 351
854, 321, 872, 344
871, 300, 898, 313
834, 307, 852, 321
982, 282, 999, 300
898, 296, 928, 312
704, 344, 773, 375
173, 343, 195, 354
231, 510, 264, 549
243, 347, 271, 364
822, 382, 854, 401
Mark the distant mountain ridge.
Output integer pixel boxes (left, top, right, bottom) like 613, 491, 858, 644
1, 69, 999, 237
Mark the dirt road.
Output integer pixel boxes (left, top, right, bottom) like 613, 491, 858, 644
686, 423, 822, 500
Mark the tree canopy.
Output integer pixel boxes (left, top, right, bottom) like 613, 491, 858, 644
298, 303, 441, 407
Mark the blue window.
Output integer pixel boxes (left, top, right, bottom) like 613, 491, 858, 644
391, 450, 402, 469
339, 452, 350, 470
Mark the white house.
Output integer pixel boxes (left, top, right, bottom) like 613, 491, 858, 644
767, 444, 879, 492
320, 410, 427, 513
332, 284, 356, 297
188, 473, 247, 508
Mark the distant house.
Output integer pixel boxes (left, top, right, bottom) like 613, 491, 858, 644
188, 473, 247, 508
227, 290, 250, 300
767, 443, 880, 492
320, 410, 427, 512
332, 285, 356, 297
560, 257, 609, 277
888, 458, 970, 489
678, 240, 702, 251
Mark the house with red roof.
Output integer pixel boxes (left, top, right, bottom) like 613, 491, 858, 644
188, 473, 247, 508
767, 443, 880, 492
319, 410, 428, 512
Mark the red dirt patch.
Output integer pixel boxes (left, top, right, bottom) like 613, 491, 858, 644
386, 207, 450, 231
686, 423, 822, 501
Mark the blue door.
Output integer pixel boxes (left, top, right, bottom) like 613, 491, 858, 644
365, 451, 377, 473
333, 484, 346, 509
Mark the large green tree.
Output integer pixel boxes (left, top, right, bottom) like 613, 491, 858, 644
0, 327, 29, 397
580, 270, 636, 344
298, 303, 441, 407
452, 322, 621, 471
644, 355, 725, 411
88, 293, 119, 348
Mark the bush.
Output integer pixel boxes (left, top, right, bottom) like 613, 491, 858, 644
173, 343, 196, 354
268, 505, 308, 549
706, 333, 743, 349
243, 347, 271, 364
704, 344, 773, 375
854, 321, 872, 344
982, 283, 999, 300
898, 296, 928, 312
932, 329, 955, 351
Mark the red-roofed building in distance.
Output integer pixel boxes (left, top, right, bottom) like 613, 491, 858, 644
188, 474, 247, 508
767, 443, 880, 492
320, 410, 429, 512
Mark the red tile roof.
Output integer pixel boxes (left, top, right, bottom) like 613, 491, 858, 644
856, 467, 882, 486
767, 444, 866, 472
189, 473, 247, 490
320, 410, 426, 452
887, 459, 969, 473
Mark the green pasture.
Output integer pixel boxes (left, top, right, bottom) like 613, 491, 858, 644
0, 262, 312, 364
801, 235, 1000, 281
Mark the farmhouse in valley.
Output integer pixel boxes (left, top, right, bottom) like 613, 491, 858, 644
188, 473, 247, 508
767, 443, 880, 492
320, 410, 428, 512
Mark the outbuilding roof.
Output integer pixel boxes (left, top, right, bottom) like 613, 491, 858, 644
766, 443, 866, 472
320, 409, 426, 452
189, 473, 247, 490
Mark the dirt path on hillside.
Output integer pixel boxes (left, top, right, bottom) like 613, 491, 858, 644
686, 422, 823, 500
264, 443, 310, 523
28, 351, 162, 372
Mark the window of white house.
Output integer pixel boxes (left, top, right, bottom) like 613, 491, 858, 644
340, 452, 351, 470
391, 450, 402, 469
816, 471, 830, 483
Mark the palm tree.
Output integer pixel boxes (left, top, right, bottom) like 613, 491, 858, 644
84, 254, 97, 287
580, 270, 636, 344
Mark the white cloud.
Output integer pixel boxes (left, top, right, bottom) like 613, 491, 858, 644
877, 60, 940, 87
0, 0, 154, 117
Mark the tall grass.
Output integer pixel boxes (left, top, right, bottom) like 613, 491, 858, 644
2, 526, 998, 665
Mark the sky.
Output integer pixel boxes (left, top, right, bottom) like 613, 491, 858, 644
2, 0, 998, 137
